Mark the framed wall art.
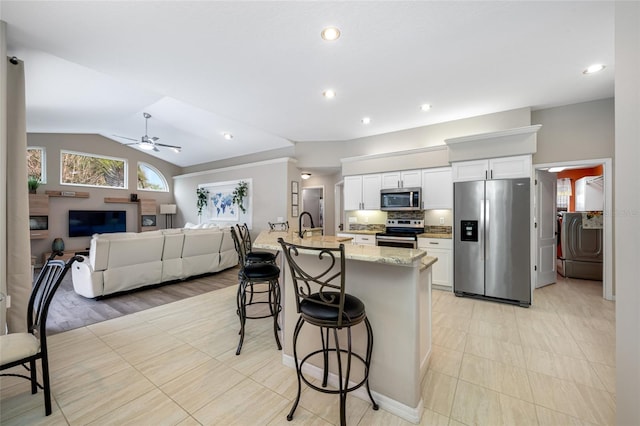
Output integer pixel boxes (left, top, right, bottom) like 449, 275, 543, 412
291, 180, 299, 217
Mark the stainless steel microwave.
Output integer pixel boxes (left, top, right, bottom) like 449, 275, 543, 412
380, 187, 422, 211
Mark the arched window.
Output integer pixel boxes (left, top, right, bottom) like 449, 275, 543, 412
137, 162, 169, 192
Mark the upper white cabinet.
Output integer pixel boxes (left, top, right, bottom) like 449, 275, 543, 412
575, 176, 603, 211
451, 155, 532, 182
344, 174, 381, 210
421, 167, 453, 209
381, 169, 422, 189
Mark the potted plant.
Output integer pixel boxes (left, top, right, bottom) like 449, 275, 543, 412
28, 176, 40, 194
232, 181, 248, 213
196, 188, 209, 216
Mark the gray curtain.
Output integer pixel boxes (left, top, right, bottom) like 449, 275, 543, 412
1, 20, 31, 333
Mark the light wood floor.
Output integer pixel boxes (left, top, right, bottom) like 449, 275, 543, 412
46, 266, 240, 335
1, 275, 615, 425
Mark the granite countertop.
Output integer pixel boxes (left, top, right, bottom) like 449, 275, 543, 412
418, 233, 452, 239
255, 230, 428, 266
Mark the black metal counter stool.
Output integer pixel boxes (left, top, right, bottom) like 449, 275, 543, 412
230, 227, 282, 355
237, 223, 277, 264
277, 238, 378, 425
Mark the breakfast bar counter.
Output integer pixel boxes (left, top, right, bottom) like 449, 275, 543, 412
254, 230, 435, 423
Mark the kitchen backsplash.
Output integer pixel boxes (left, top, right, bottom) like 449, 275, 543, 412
348, 223, 386, 232
387, 211, 424, 220
425, 225, 452, 234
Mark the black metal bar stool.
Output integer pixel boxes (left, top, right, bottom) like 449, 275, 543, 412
230, 227, 282, 355
277, 238, 378, 425
237, 223, 277, 264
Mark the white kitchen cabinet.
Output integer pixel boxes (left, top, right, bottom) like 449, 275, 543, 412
418, 237, 453, 289
575, 176, 603, 211
343, 174, 381, 210
355, 234, 376, 246
421, 167, 453, 209
337, 233, 376, 246
381, 170, 422, 189
452, 155, 531, 182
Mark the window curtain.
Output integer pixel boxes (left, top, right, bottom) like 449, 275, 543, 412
557, 178, 572, 210
1, 20, 31, 333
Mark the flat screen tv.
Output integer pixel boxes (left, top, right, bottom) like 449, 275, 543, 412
68, 210, 127, 237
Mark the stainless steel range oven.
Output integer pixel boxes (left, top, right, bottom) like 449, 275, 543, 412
375, 219, 424, 249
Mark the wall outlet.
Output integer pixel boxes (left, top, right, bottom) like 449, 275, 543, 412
439, 217, 445, 224
365, 216, 369, 223
6, 295, 10, 308
349, 217, 357, 223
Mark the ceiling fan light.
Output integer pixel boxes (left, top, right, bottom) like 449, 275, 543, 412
139, 142, 155, 150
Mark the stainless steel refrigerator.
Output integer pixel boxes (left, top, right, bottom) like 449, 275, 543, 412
453, 178, 531, 306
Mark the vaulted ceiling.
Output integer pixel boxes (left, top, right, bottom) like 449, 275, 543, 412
2, 1, 614, 167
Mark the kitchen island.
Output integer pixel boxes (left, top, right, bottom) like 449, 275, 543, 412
254, 230, 436, 423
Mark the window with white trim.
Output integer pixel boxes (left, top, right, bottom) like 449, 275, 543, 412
27, 147, 46, 183
137, 162, 169, 192
60, 150, 127, 189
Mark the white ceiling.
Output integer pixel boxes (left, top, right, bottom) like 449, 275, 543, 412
1, 1, 614, 168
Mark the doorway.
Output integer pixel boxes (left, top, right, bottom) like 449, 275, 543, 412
300, 186, 324, 233
534, 158, 612, 301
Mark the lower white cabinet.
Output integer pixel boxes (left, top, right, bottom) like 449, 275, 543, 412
337, 233, 376, 246
418, 238, 453, 289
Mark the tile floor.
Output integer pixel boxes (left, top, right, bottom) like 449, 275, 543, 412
1, 275, 615, 425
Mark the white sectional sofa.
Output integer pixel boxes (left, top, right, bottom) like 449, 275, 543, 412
71, 227, 238, 298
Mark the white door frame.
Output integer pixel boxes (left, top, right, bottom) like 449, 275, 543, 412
534, 158, 613, 301
300, 185, 325, 234
335, 180, 344, 235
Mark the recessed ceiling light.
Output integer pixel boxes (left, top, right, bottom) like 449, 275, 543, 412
323, 89, 336, 99
321, 27, 341, 41
583, 64, 606, 74
361, 117, 371, 124
548, 167, 566, 172
222, 132, 233, 140
420, 104, 432, 112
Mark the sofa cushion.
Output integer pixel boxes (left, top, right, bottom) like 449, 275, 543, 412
107, 235, 165, 268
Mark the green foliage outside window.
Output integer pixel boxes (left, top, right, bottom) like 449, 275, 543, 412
61, 151, 126, 188
27, 147, 45, 183
137, 162, 168, 191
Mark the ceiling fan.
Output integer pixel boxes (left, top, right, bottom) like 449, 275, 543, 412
114, 112, 182, 153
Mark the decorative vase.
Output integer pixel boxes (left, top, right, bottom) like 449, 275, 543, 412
52, 238, 65, 253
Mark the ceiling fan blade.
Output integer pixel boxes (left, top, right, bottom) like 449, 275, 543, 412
113, 134, 139, 142
153, 146, 160, 152
150, 136, 159, 141
156, 143, 182, 149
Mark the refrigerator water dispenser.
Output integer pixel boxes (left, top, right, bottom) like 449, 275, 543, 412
460, 220, 478, 242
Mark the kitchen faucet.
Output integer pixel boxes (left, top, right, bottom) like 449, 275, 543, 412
298, 211, 315, 238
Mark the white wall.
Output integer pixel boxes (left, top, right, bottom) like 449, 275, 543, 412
173, 158, 292, 238
532, 98, 614, 164
614, 2, 640, 423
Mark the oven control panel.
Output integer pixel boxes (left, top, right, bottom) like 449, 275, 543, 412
386, 219, 425, 228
